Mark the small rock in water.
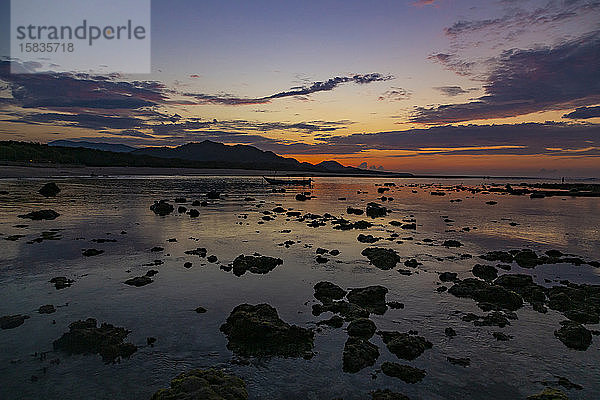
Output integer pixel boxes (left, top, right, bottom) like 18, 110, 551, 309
150, 200, 174, 216
124, 276, 153, 287
342, 336, 379, 373
18, 209, 60, 220
526, 388, 569, 400
53, 318, 137, 363
195, 306, 207, 313
38, 305, 56, 314
39, 183, 61, 197
50, 277, 74, 289
445, 327, 457, 337
82, 249, 104, 257
0, 314, 30, 330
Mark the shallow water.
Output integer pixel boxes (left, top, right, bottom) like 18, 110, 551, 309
0, 176, 599, 400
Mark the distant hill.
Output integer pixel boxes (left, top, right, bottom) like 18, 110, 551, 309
1, 140, 412, 176
133, 140, 301, 168
49, 140, 136, 153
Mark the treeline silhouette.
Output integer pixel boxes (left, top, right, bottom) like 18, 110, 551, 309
0, 141, 323, 171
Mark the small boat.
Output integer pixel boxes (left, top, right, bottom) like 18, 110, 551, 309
263, 176, 313, 186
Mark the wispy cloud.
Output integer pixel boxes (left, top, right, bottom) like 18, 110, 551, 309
434, 86, 477, 97
184, 73, 394, 106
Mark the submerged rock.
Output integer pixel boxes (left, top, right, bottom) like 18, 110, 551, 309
39, 183, 61, 197
220, 304, 313, 358
443, 240, 462, 248
342, 336, 379, 373
347, 286, 388, 314
379, 331, 432, 361
447, 356, 470, 367
554, 320, 592, 350
347, 207, 364, 215
150, 200, 174, 216
526, 388, 569, 400
231, 254, 283, 276
0, 314, 29, 329
18, 209, 60, 220
314, 281, 346, 302
381, 362, 426, 383
151, 368, 248, 400
53, 318, 137, 363
361, 247, 400, 270
371, 389, 410, 400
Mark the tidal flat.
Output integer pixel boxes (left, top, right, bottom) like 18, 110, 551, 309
0, 176, 599, 400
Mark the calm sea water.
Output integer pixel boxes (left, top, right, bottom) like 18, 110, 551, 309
0, 176, 599, 400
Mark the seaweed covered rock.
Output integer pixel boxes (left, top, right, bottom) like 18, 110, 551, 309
312, 300, 370, 322
448, 278, 523, 311
379, 331, 432, 361
347, 318, 376, 339
347, 286, 388, 314
39, 182, 61, 197
18, 209, 60, 220
231, 255, 283, 276
220, 304, 314, 358
314, 281, 346, 303
53, 318, 137, 363
371, 389, 410, 400
342, 336, 379, 373
361, 247, 400, 270
545, 283, 600, 324
381, 362, 426, 383
150, 200, 174, 216
0, 314, 29, 330
554, 320, 592, 350
526, 388, 569, 400
151, 368, 248, 400
366, 202, 388, 218
472, 264, 498, 281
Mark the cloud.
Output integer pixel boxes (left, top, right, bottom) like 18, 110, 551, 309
0, 61, 166, 110
414, 32, 600, 123
320, 122, 600, 157
378, 87, 411, 101
434, 86, 477, 97
185, 73, 393, 105
563, 105, 600, 119
411, 0, 440, 7
427, 53, 475, 76
444, 1, 600, 38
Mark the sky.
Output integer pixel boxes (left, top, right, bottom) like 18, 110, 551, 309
1, 0, 599, 176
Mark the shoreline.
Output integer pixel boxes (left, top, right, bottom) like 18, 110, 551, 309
0, 164, 590, 181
